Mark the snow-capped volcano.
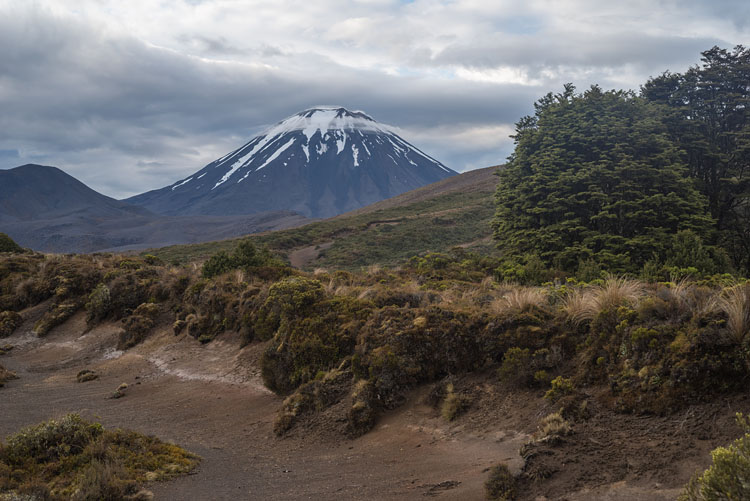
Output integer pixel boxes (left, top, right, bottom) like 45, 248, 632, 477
126, 107, 456, 218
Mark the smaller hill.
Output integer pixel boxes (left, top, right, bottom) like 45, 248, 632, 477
0, 164, 149, 222
148, 165, 500, 269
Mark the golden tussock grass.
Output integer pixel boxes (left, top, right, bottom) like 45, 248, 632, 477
563, 276, 645, 325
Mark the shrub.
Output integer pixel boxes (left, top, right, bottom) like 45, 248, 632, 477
0, 414, 199, 498
202, 239, 284, 278
544, 376, 574, 402
485, 463, 517, 500
498, 348, 531, 387
0, 310, 22, 338
441, 383, 471, 421
534, 412, 571, 444
118, 314, 155, 350
0, 233, 22, 253
681, 413, 750, 500
33, 303, 80, 336
85, 284, 111, 326
347, 380, 378, 437
1, 414, 103, 466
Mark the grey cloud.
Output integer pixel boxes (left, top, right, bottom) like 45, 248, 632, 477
0, 8, 532, 197
0, 2, 739, 199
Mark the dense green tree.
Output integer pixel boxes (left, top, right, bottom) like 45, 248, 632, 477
642, 45, 750, 272
493, 85, 714, 273
202, 238, 280, 278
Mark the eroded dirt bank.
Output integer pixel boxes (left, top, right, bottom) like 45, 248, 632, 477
0, 308, 745, 500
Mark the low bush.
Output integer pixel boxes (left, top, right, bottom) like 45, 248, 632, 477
681, 413, 750, 500
0, 233, 22, 253
485, 463, 517, 500
0, 414, 199, 499
0, 310, 22, 338
33, 303, 80, 336
544, 377, 574, 402
440, 383, 471, 421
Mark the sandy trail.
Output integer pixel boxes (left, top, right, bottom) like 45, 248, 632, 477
0, 312, 527, 500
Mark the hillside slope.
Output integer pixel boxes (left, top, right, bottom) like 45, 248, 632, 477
148, 165, 500, 268
0, 164, 149, 222
0, 164, 310, 253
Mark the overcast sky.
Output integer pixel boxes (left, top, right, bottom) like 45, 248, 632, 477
0, 0, 747, 199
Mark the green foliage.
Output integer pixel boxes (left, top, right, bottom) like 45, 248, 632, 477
84, 284, 110, 326
484, 463, 517, 500
201, 238, 284, 278
544, 376, 574, 402
1, 414, 103, 466
117, 303, 159, 350
498, 347, 531, 386
0, 233, 22, 253
148, 188, 498, 271
33, 303, 79, 337
259, 279, 370, 394
681, 413, 750, 500
643, 45, 750, 274
0, 414, 199, 499
494, 84, 713, 274
0, 311, 22, 338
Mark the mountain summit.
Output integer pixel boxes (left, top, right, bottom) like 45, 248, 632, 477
127, 107, 456, 218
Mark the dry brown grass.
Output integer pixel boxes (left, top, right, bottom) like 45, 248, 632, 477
716, 284, 750, 344
534, 411, 572, 443
563, 277, 645, 325
492, 287, 548, 314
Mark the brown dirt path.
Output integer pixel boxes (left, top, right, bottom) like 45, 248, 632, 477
0, 311, 525, 500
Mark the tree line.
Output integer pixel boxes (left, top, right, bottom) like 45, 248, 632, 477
494, 45, 750, 278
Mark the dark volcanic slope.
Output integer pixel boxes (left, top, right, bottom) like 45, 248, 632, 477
127, 107, 456, 219
0, 164, 149, 222
0, 164, 310, 253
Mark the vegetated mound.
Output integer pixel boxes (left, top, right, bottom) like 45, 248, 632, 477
126, 107, 456, 219
0, 233, 22, 254
146, 165, 500, 269
0, 413, 199, 500
3, 240, 750, 497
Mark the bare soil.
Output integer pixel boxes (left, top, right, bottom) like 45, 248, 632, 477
0, 307, 746, 500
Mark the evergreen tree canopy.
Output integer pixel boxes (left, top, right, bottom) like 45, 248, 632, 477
493, 85, 713, 273
642, 45, 750, 272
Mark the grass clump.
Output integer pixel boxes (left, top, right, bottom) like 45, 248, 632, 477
440, 383, 471, 421
0, 311, 22, 338
484, 463, 517, 500
715, 284, 750, 344
0, 414, 199, 499
533, 411, 572, 444
681, 413, 750, 500
76, 370, 98, 383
